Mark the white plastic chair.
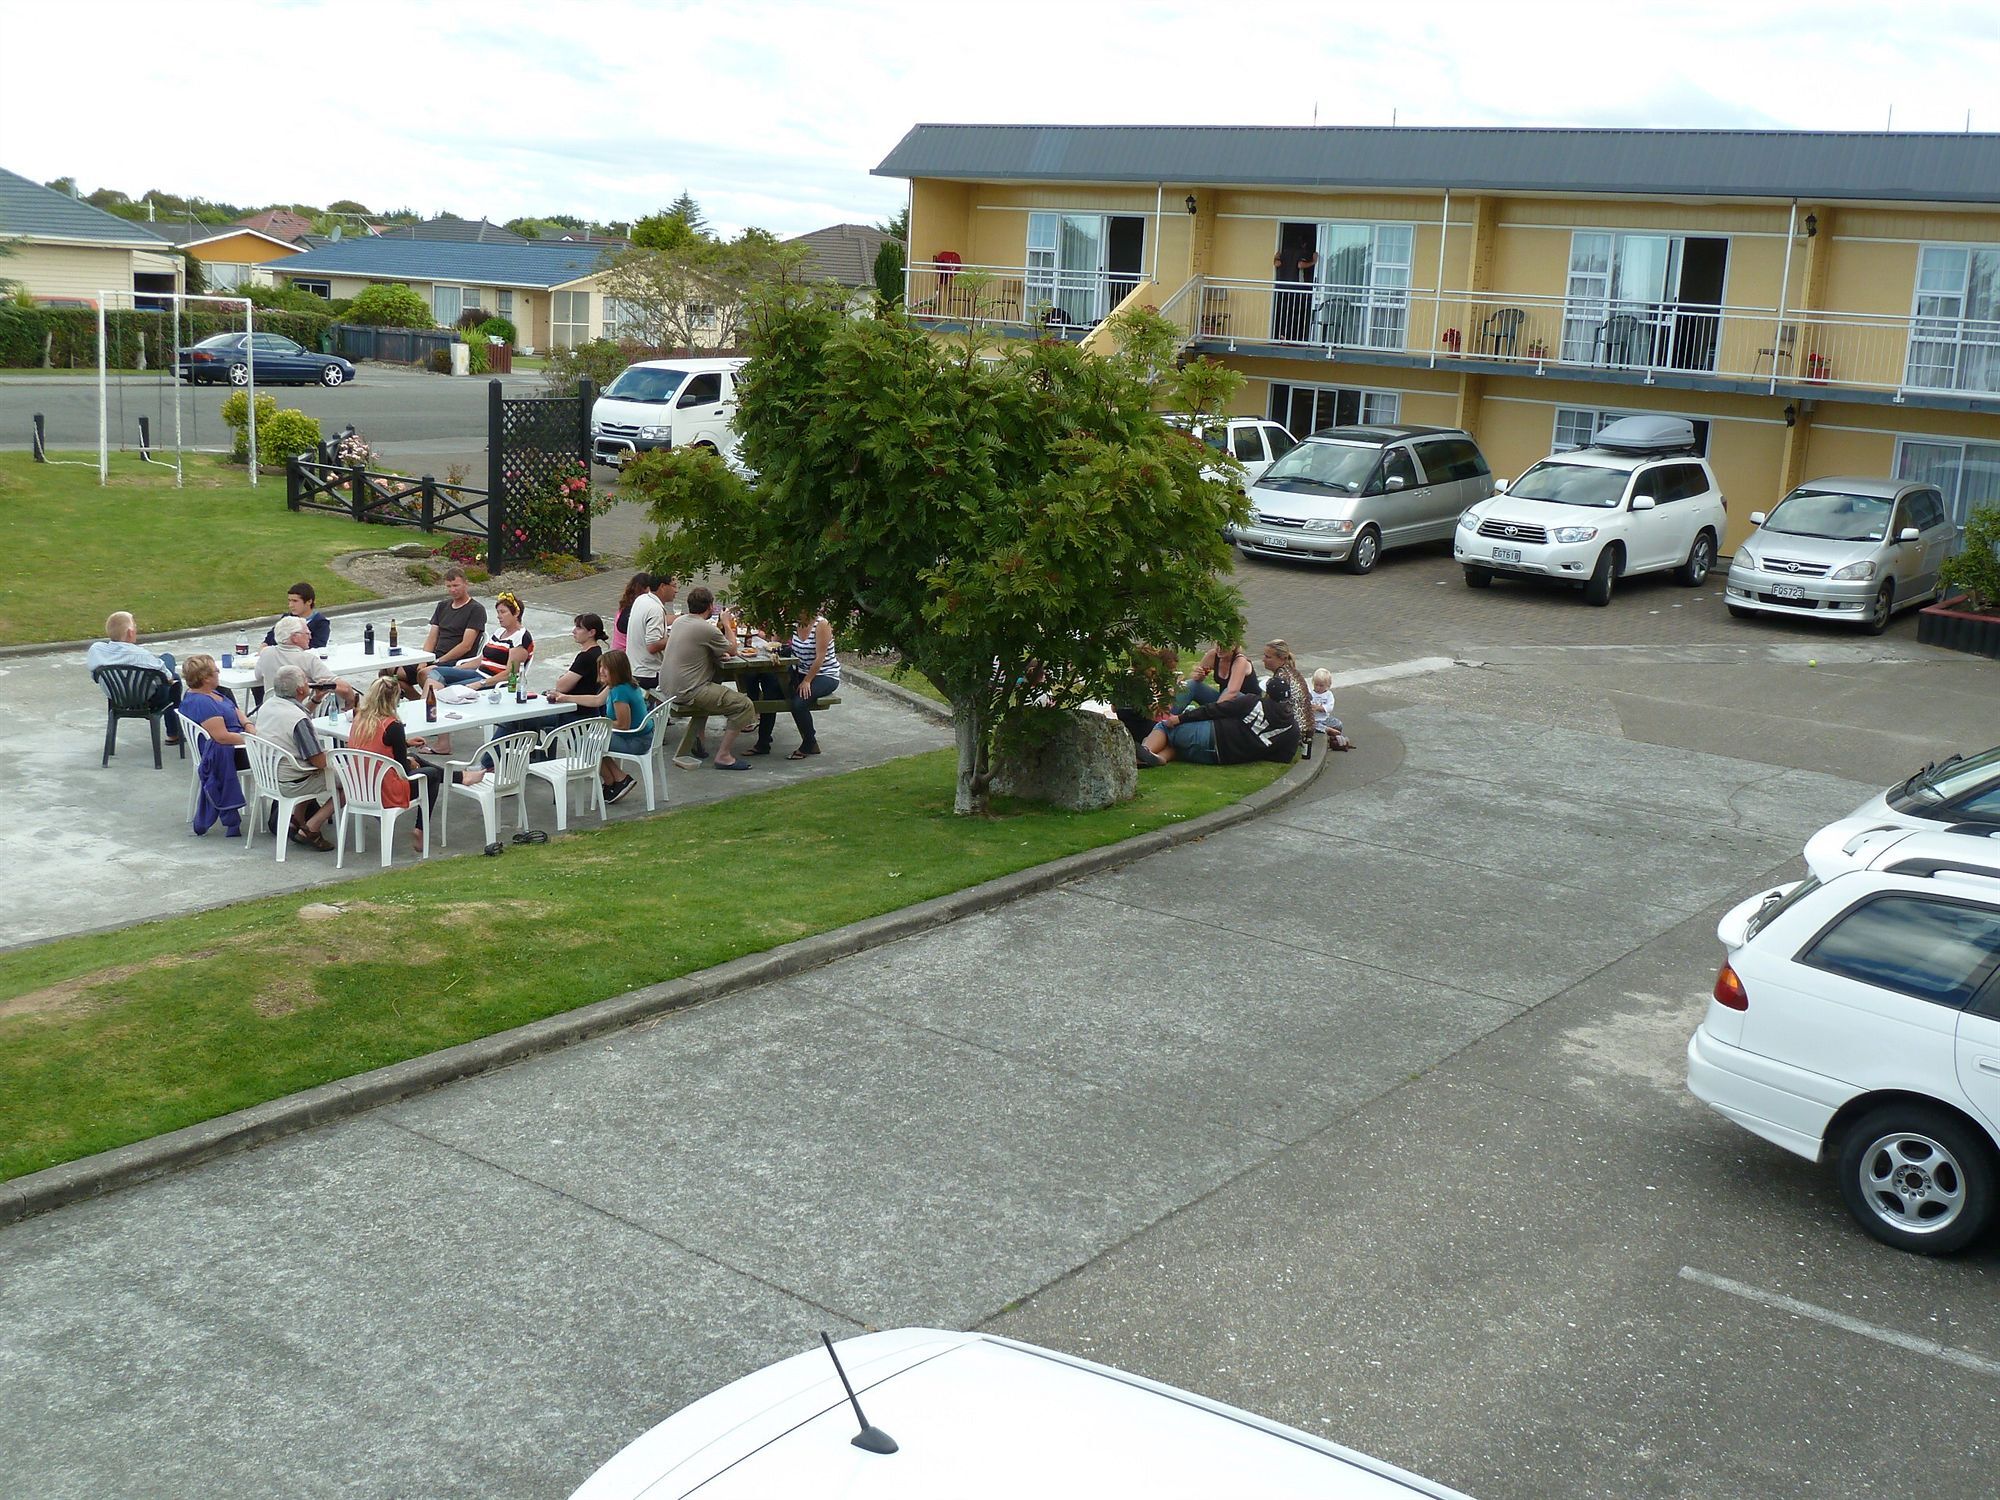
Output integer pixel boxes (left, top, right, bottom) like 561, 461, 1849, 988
326, 747, 430, 867
242, 735, 327, 863
527, 717, 612, 830
178, 710, 256, 828
603, 703, 671, 812
439, 730, 539, 848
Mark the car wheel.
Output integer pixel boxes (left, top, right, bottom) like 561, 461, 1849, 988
1463, 566, 1493, 589
1836, 1105, 1995, 1255
319, 365, 345, 387
1582, 546, 1617, 606
227, 363, 249, 387
1863, 580, 1895, 635
1726, 602, 1755, 620
1344, 526, 1381, 575
1676, 530, 1716, 586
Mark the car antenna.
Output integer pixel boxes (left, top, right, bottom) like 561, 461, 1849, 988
819, 1331, 898, 1455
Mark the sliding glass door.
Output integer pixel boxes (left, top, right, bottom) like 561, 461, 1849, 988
1906, 246, 2000, 394
1277, 221, 1414, 348
1025, 212, 1144, 328
1560, 233, 1725, 372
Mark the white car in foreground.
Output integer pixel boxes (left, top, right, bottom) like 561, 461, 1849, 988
1687, 860, 2000, 1254
570, 1328, 1471, 1498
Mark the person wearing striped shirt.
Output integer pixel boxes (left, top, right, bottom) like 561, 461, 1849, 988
750, 607, 841, 759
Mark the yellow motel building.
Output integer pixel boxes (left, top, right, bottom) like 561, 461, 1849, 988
875, 124, 2000, 551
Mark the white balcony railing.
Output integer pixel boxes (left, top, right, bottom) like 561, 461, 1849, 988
904, 261, 1148, 332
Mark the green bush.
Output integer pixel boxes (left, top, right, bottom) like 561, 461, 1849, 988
347, 283, 434, 329
466, 339, 489, 375
475, 315, 517, 346
542, 337, 637, 397
220, 390, 321, 466
1941, 506, 2000, 614
427, 348, 452, 375
242, 283, 336, 315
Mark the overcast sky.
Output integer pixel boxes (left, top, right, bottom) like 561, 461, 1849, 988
6, 0, 1999, 238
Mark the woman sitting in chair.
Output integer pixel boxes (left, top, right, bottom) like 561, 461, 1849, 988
546, 648, 647, 805
180, 654, 251, 836
345, 677, 486, 851
470, 591, 535, 688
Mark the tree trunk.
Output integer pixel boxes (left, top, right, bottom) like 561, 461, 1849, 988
951, 698, 990, 816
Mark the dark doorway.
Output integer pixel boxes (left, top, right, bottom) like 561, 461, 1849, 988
1274, 222, 1317, 341
1671, 237, 1728, 371
1105, 215, 1147, 316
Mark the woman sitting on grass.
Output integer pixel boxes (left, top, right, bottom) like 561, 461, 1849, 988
345, 676, 485, 850
1139, 640, 1301, 768
179, 653, 250, 836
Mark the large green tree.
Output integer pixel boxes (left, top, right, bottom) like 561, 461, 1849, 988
631, 192, 709, 252
625, 295, 1248, 814
594, 229, 803, 352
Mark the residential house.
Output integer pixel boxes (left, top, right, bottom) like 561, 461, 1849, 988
372, 215, 528, 245
268, 237, 613, 351
876, 124, 2000, 548
232, 208, 316, 244
0, 166, 182, 304
788, 222, 895, 293
152, 223, 307, 290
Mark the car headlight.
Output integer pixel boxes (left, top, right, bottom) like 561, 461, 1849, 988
1830, 559, 1877, 581
1736, 550, 1759, 570
1552, 526, 1598, 544
640, 425, 670, 441
1456, 510, 1479, 531
1303, 518, 1358, 535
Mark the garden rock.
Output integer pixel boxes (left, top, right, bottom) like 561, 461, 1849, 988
991, 708, 1136, 811
387, 542, 433, 558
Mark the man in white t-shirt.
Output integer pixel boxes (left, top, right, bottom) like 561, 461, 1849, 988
256, 616, 355, 708
626, 574, 678, 691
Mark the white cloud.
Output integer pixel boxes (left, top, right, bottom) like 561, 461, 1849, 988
5, 0, 1997, 236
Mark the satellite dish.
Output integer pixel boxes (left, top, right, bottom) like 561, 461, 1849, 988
330, 225, 343, 241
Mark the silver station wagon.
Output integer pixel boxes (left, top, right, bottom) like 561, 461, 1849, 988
1230, 424, 1495, 573
1725, 476, 1959, 633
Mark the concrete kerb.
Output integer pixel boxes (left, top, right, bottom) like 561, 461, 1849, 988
843, 664, 954, 723
0, 742, 1331, 1228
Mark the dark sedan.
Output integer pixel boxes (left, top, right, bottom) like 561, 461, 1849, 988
176, 332, 356, 387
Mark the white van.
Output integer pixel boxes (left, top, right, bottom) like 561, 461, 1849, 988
590, 357, 745, 468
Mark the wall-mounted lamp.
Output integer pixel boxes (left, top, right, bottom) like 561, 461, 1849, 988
1185, 195, 1198, 216
1784, 403, 1798, 428
1804, 212, 1819, 238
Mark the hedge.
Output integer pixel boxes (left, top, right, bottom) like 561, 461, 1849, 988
0, 305, 335, 369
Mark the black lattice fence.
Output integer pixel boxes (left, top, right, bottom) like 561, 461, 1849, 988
488, 378, 594, 565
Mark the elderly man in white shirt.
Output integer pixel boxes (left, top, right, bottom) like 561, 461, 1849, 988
625, 573, 678, 693
256, 616, 356, 709
251, 664, 336, 849
86, 610, 184, 743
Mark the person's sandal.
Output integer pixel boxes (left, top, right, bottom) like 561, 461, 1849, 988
289, 826, 333, 852
788, 745, 820, 759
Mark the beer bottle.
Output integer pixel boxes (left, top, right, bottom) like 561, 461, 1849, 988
424, 681, 437, 723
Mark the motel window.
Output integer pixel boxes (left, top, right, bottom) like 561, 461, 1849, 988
1896, 437, 2000, 538
1267, 382, 1401, 437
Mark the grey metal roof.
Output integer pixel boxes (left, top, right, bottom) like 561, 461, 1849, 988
272, 237, 609, 288
0, 167, 170, 245
873, 124, 2000, 205
372, 215, 528, 244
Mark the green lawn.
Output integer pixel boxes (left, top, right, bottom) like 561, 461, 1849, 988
0, 750, 1284, 1181
0, 453, 378, 644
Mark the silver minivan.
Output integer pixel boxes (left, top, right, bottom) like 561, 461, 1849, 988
1229, 425, 1495, 573
1725, 476, 1958, 634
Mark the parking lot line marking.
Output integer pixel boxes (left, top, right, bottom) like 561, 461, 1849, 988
1679, 1266, 2000, 1377
1328, 656, 1456, 689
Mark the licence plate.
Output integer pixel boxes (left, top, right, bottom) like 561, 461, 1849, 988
1492, 547, 1522, 564
1263, 538, 1291, 550
1774, 584, 1805, 600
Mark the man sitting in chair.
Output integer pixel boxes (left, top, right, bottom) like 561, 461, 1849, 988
257, 616, 357, 709
665, 586, 757, 771
87, 610, 183, 744
251, 665, 336, 850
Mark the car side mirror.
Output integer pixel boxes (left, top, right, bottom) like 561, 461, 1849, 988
1492, 477, 1509, 493
1385, 475, 1405, 491
1630, 494, 1657, 511
1748, 511, 1767, 527
1899, 526, 1921, 542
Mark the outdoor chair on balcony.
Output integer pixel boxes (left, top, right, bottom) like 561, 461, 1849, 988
1480, 307, 1528, 357
1597, 312, 1650, 367
1754, 325, 1797, 374
91, 664, 184, 769
1315, 297, 1364, 347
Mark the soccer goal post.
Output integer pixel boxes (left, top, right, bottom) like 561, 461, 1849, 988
94, 290, 258, 488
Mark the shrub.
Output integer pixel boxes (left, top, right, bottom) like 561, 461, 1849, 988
505, 457, 608, 562
242, 283, 336, 315
1941, 506, 2000, 613
440, 534, 483, 566
475, 315, 517, 346
542, 337, 636, 397
466, 339, 490, 376
219, 390, 321, 466
0, 306, 333, 369
427, 348, 452, 375
347, 283, 435, 329
455, 307, 489, 331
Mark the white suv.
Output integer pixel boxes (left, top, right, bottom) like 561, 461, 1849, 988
1454, 416, 1726, 605
1687, 859, 2000, 1254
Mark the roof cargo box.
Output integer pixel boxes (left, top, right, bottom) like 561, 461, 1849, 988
1590, 415, 1697, 453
